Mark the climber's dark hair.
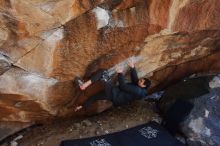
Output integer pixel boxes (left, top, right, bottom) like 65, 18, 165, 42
143, 78, 151, 89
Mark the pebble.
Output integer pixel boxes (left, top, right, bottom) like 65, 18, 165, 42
10, 141, 18, 146
37, 141, 44, 146
14, 135, 23, 141
97, 121, 102, 126
81, 120, 92, 127
10, 135, 24, 146
152, 117, 162, 124
95, 131, 100, 135
74, 123, 81, 128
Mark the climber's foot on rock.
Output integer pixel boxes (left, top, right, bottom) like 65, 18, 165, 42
75, 105, 83, 112
74, 77, 86, 90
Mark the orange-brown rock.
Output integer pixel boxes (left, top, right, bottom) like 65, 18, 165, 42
0, 0, 220, 122
172, 0, 220, 32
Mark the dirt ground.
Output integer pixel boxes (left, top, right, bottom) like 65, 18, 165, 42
2, 101, 160, 146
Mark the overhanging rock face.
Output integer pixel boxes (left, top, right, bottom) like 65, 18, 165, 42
0, 0, 220, 122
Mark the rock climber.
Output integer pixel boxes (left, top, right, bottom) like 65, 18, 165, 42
75, 59, 151, 111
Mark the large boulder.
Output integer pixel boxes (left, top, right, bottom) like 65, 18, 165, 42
158, 76, 220, 146
181, 87, 220, 146
0, 0, 220, 122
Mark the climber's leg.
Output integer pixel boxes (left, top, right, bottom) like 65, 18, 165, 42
75, 70, 110, 90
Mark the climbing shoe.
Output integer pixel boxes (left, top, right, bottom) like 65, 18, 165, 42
74, 76, 84, 86
100, 70, 111, 82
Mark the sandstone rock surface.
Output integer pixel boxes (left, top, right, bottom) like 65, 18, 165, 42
0, 0, 220, 122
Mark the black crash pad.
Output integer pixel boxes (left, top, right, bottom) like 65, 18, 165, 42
60, 122, 184, 146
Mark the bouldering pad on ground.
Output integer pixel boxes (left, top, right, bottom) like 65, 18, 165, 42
60, 122, 183, 146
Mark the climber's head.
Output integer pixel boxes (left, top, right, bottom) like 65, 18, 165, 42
138, 78, 151, 89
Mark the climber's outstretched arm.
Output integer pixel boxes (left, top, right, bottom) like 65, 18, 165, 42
128, 59, 139, 84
